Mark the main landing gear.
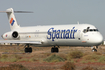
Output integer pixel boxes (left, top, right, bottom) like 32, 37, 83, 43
24, 44, 32, 53
51, 46, 59, 53
24, 45, 59, 53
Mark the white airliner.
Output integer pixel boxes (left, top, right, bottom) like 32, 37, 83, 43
0, 8, 103, 53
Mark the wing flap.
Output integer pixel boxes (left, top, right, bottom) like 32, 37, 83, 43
0, 40, 41, 44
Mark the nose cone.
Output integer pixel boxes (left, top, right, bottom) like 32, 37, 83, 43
95, 34, 103, 45
89, 33, 103, 45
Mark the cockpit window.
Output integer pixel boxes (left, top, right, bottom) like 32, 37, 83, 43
83, 28, 98, 33
83, 29, 87, 33
94, 29, 98, 31
90, 29, 93, 31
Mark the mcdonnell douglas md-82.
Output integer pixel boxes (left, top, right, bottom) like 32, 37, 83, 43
0, 8, 103, 53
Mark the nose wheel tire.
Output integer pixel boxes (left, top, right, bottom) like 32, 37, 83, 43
92, 48, 97, 52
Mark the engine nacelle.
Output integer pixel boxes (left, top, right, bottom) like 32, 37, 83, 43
2, 31, 20, 40
12, 31, 19, 38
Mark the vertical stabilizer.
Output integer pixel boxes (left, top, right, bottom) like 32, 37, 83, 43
6, 8, 20, 30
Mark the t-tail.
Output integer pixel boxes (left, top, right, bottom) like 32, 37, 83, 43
0, 8, 33, 30
6, 8, 20, 30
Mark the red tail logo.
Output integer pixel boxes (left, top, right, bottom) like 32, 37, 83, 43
10, 18, 15, 26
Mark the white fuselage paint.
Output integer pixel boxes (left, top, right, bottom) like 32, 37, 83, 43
2, 24, 103, 47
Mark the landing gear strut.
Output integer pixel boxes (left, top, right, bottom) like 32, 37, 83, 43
92, 48, 97, 52
24, 44, 32, 53
51, 46, 59, 53
91, 46, 98, 52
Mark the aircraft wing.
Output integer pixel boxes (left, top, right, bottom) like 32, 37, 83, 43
0, 40, 41, 44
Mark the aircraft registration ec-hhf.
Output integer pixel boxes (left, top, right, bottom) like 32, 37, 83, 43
0, 8, 103, 53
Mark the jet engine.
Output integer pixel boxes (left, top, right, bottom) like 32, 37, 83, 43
12, 31, 19, 38
2, 31, 20, 40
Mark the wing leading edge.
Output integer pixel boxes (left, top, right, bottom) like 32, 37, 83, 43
0, 40, 42, 44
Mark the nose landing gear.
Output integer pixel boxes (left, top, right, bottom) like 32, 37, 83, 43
91, 46, 98, 52
92, 48, 97, 52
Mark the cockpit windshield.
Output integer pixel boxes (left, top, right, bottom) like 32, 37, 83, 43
83, 27, 98, 33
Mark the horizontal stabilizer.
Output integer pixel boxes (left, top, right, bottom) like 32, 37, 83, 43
0, 11, 33, 13
14, 11, 33, 13
0, 40, 41, 44
0, 8, 33, 13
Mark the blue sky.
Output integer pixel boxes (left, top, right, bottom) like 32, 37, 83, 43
0, 0, 105, 39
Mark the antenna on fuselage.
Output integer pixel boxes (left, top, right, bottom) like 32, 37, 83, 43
77, 21, 79, 25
